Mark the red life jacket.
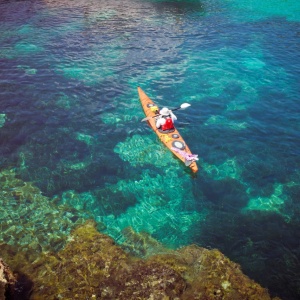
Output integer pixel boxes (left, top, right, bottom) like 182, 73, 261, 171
161, 117, 174, 131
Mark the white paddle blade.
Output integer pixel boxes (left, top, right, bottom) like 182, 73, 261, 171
141, 116, 151, 122
180, 103, 191, 109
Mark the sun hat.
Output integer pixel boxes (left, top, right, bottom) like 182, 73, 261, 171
160, 107, 170, 116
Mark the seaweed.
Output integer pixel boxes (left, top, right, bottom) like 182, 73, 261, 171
1, 221, 279, 300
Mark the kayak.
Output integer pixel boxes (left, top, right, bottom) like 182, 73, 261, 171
138, 86, 198, 173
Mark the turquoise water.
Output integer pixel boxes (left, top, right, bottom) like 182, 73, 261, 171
0, 0, 299, 298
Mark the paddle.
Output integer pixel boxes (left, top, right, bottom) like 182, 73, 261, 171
141, 103, 191, 122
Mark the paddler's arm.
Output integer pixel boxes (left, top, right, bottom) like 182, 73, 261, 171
156, 116, 165, 128
170, 111, 177, 121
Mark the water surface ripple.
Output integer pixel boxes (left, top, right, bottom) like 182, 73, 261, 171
0, 0, 300, 299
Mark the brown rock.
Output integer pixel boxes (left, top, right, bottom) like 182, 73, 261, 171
0, 258, 16, 300
1, 221, 280, 300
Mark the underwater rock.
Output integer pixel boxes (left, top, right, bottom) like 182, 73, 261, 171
202, 158, 241, 181
114, 134, 174, 167
14, 42, 43, 55
0, 168, 86, 253
99, 169, 205, 248
242, 58, 266, 70
151, 246, 280, 300
75, 132, 95, 146
121, 226, 169, 257
0, 258, 16, 299
1, 221, 279, 299
205, 115, 248, 130
17, 65, 37, 75
0, 114, 6, 128
244, 183, 286, 214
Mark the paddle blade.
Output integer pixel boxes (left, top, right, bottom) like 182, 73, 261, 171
180, 103, 191, 109
141, 116, 151, 122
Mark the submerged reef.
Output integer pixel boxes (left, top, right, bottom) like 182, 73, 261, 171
0, 114, 6, 128
1, 221, 279, 300
0, 168, 87, 253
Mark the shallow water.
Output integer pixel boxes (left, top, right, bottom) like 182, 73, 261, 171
0, 0, 300, 299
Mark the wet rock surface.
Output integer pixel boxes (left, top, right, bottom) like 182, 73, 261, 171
1, 221, 280, 300
0, 258, 15, 300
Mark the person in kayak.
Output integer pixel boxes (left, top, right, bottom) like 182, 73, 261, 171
156, 107, 177, 131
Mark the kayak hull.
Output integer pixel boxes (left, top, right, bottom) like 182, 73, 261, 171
138, 86, 198, 173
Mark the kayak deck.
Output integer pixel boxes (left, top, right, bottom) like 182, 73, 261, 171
138, 86, 198, 173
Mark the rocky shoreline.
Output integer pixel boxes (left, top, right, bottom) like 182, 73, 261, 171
0, 168, 280, 299
1, 220, 280, 300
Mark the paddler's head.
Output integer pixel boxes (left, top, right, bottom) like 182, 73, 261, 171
160, 107, 170, 116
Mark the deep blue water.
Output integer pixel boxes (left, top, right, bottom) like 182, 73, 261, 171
1, 0, 300, 299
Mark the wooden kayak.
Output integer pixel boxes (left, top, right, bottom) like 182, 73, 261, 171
138, 86, 198, 173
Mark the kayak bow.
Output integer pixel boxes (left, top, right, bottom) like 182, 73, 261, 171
138, 86, 198, 173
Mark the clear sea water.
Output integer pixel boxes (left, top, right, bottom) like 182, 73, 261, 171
0, 0, 299, 299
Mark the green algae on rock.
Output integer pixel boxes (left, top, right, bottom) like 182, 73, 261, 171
1, 221, 280, 300
151, 245, 280, 300
121, 226, 169, 257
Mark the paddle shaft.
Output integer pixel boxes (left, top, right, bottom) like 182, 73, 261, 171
141, 105, 184, 122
